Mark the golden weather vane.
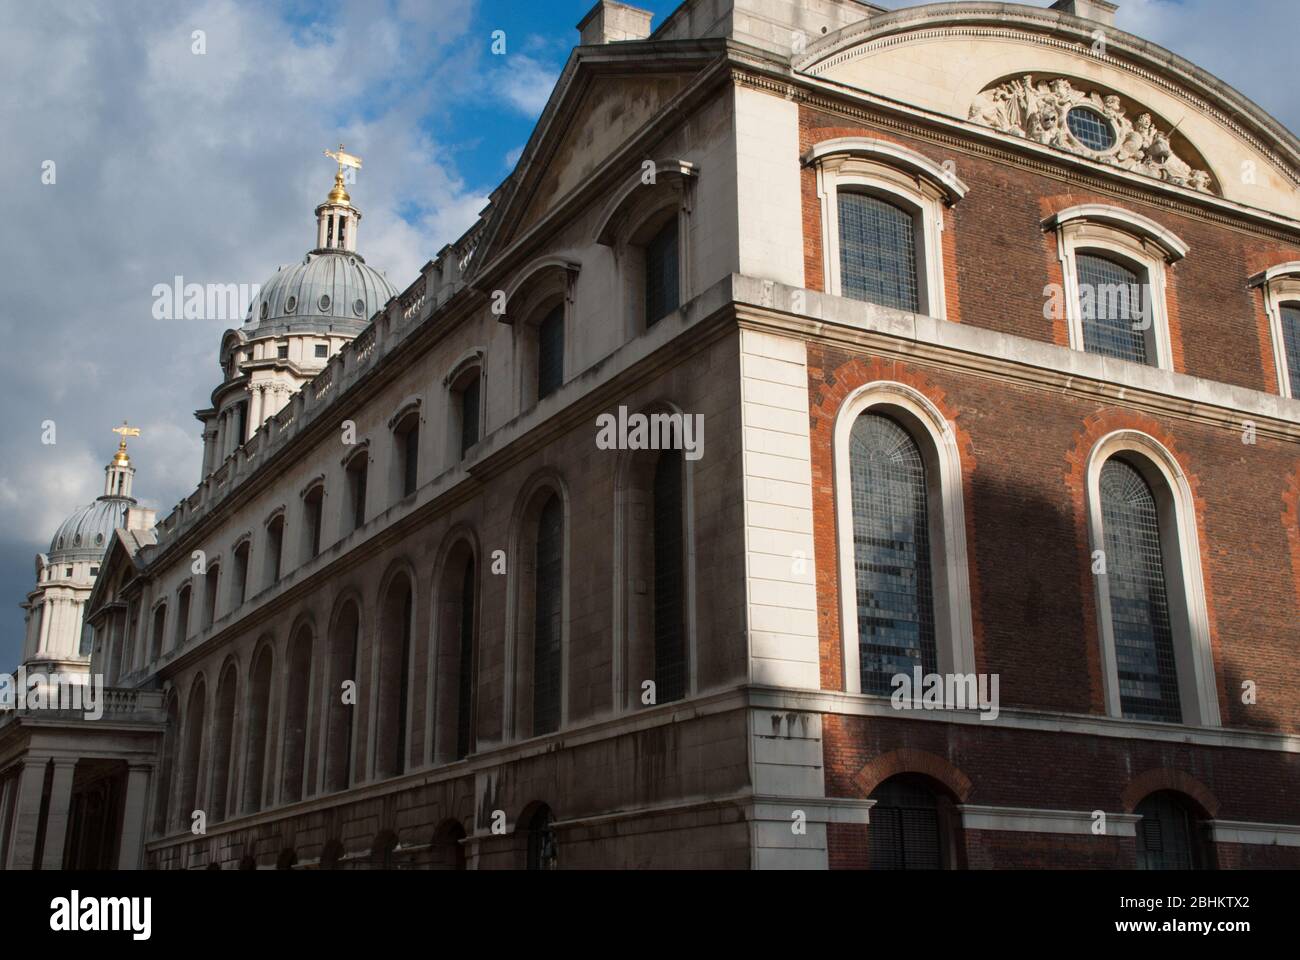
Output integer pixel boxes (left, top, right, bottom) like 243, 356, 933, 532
112, 421, 141, 465
323, 144, 363, 205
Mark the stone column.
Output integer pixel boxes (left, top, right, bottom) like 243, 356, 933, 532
249, 384, 264, 431
117, 764, 153, 870
37, 599, 51, 656
4, 760, 49, 870
40, 759, 78, 870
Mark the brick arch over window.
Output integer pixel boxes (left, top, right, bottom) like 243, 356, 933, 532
850, 748, 973, 803
1121, 768, 1219, 818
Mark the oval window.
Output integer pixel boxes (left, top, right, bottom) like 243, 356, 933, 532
260, 301, 269, 320
353, 298, 365, 316
319, 295, 332, 312
285, 295, 297, 313
1067, 107, 1116, 152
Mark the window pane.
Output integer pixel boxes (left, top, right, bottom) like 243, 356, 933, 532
850, 413, 937, 694
1281, 305, 1300, 396
460, 376, 480, 459
1076, 253, 1149, 364
644, 218, 680, 326
653, 451, 686, 703
537, 305, 565, 400
533, 495, 564, 735
403, 424, 419, 497
838, 192, 920, 312
1100, 458, 1181, 722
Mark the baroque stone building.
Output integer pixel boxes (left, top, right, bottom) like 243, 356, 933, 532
2, 0, 1298, 870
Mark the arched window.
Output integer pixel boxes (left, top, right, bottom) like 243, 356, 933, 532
232, 539, 251, 607
838, 192, 919, 312
241, 646, 274, 814
265, 512, 285, 586
1135, 791, 1213, 870
153, 694, 180, 835
302, 484, 325, 560
809, 138, 964, 319
450, 367, 482, 461
281, 625, 313, 803
344, 451, 369, 535
525, 804, 557, 870
1086, 433, 1218, 726
1075, 253, 1149, 364
202, 563, 221, 630
209, 662, 238, 822
644, 217, 680, 326
868, 775, 955, 870
1099, 458, 1181, 722
324, 602, 360, 792
532, 496, 564, 735
375, 573, 414, 779
850, 413, 937, 694
177, 678, 206, 831
652, 451, 687, 704
174, 585, 191, 648
392, 410, 420, 499
456, 558, 476, 758
1281, 304, 1300, 397
149, 603, 166, 663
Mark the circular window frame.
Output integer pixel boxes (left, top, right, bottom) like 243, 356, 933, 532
1067, 106, 1117, 153
319, 294, 332, 312
285, 295, 297, 313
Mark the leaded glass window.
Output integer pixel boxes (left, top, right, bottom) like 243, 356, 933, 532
838, 192, 920, 312
537, 305, 564, 400
644, 218, 680, 327
850, 413, 937, 694
1076, 253, 1149, 364
533, 495, 563, 735
1067, 107, 1116, 152
1281, 304, 1300, 396
653, 451, 686, 704
460, 374, 480, 459
869, 777, 942, 870
1100, 458, 1182, 723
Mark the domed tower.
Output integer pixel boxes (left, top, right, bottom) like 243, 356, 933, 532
197, 148, 399, 478
19, 426, 155, 678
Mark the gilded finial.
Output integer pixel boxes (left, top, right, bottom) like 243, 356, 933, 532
323, 143, 363, 206
111, 421, 141, 465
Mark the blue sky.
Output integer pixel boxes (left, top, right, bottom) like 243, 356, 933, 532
0, 0, 1296, 671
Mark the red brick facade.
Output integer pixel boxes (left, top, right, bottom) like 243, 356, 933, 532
801, 104, 1300, 869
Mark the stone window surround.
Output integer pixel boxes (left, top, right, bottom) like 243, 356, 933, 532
443, 348, 486, 464
807, 137, 967, 321
499, 256, 579, 414
594, 158, 697, 339
832, 380, 977, 693
1044, 204, 1188, 371
1250, 262, 1300, 399
1084, 429, 1220, 728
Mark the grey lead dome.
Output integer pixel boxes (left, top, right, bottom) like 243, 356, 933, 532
245, 249, 398, 338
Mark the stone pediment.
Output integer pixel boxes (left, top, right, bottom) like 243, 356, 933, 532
968, 75, 1214, 193
512, 72, 695, 239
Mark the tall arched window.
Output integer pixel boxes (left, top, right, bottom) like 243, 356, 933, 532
652, 451, 686, 704
241, 646, 273, 814
1135, 791, 1213, 870
868, 775, 954, 870
149, 603, 166, 663
209, 662, 238, 822
177, 677, 206, 831
850, 413, 937, 694
1099, 458, 1181, 722
324, 602, 360, 792
174, 585, 191, 648
1075, 253, 1149, 365
281, 626, 313, 803
644, 217, 680, 326
838, 192, 919, 312
537, 305, 565, 400
533, 495, 564, 736
456, 558, 476, 759
153, 694, 180, 835
375, 574, 413, 778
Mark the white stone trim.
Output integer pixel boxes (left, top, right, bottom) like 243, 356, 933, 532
749, 685, 1298, 753
1207, 819, 1300, 847
1085, 430, 1219, 727
1048, 207, 1181, 371
958, 804, 1140, 837
810, 139, 957, 320
1251, 262, 1300, 399
833, 381, 976, 692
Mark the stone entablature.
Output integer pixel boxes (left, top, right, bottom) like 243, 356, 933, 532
969, 75, 1214, 192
